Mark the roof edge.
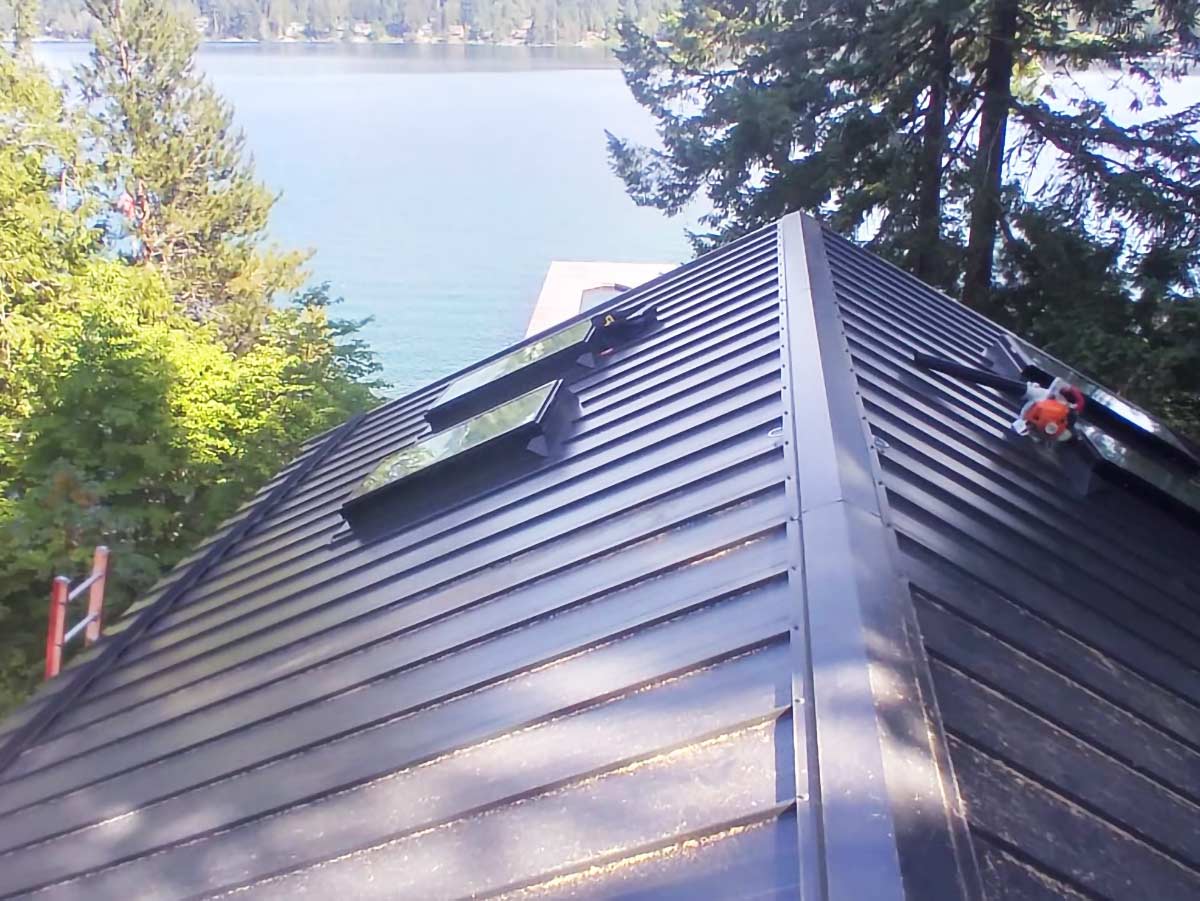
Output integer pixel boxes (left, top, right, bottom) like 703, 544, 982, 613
0, 411, 368, 776
776, 213, 983, 901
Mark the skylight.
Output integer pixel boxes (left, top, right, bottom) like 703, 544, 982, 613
339, 378, 583, 541
423, 320, 593, 431
1078, 422, 1200, 517
353, 382, 557, 503
425, 306, 657, 433
438, 320, 592, 407
342, 379, 579, 536
1009, 338, 1199, 467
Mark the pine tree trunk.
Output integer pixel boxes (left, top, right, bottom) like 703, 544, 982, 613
962, 0, 1018, 312
13, 0, 38, 53
914, 19, 951, 285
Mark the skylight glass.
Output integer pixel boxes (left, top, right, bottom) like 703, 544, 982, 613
437, 319, 593, 408
353, 382, 554, 499
1077, 423, 1200, 516
1012, 340, 1198, 464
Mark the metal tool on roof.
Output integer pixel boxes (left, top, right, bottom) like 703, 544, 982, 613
591, 302, 658, 347
912, 351, 1086, 443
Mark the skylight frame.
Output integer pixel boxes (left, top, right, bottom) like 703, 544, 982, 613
1005, 336, 1199, 467
436, 319, 594, 410
423, 304, 659, 433
1076, 422, 1200, 518
347, 380, 564, 509
1002, 336, 1200, 520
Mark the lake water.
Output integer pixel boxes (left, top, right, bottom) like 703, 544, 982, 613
34, 43, 696, 394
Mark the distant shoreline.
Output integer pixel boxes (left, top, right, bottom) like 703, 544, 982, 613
31, 35, 616, 50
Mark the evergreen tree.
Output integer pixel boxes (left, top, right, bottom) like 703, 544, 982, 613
610, 0, 1200, 431
607, 0, 975, 286
38, 0, 670, 42
80, 0, 307, 349
960, 0, 1200, 314
612, 0, 1200, 297
264, 0, 293, 37
11, 0, 39, 50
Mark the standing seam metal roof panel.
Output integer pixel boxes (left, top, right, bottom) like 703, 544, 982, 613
0, 224, 823, 900
3, 213, 1193, 901
817, 224, 1200, 901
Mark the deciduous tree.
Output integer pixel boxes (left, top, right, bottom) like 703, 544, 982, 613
609, 0, 1200, 430
0, 49, 380, 713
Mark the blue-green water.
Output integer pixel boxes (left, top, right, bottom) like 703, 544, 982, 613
35, 43, 695, 394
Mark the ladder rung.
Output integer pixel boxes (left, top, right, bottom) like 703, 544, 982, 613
62, 612, 98, 646
67, 572, 103, 603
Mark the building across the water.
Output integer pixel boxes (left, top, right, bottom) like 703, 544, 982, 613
1, 213, 1198, 900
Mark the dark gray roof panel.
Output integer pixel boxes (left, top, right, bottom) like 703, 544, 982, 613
504, 808, 803, 901
0, 226, 810, 900
819, 227, 1200, 901
6, 627, 794, 897
14, 432, 785, 777
6, 214, 1197, 901
218, 718, 790, 901
33, 265, 780, 736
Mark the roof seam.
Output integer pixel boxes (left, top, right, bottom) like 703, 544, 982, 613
773, 216, 826, 901
0, 411, 367, 778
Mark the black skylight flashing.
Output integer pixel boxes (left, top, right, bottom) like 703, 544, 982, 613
342, 302, 655, 543
1074, 421, 1200, 524
994, 336, 1200, 523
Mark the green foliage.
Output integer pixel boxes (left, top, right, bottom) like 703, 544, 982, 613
0, 48, 95, 491
995, 205, 1200, 436
607, 0, 976, 273
0, 49, 381, 713
610, 0, 1200, 435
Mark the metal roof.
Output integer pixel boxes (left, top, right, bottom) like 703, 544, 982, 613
0, 213, 1196, 900
819, 221, 1200, 900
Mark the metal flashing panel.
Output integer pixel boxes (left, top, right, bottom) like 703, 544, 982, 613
1077, 421, 1200, 518
777, 214, 980, 901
